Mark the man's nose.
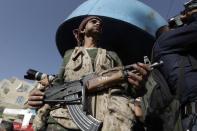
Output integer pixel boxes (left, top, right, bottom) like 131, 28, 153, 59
95, 21, 101, 26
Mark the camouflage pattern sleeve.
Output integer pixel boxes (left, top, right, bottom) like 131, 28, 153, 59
52, 49, 73, 85
107, 51, 123, 67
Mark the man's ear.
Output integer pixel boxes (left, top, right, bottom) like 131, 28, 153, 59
73, 29, 82, 45
80, 27, 86, 34
73, 29, 79, 39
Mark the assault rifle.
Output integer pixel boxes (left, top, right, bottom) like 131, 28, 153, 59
168, 0, 197, 28
25, 60, 163, 131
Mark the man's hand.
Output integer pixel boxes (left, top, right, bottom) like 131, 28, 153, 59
127, 62, 150, 88
28, 89, 45, 109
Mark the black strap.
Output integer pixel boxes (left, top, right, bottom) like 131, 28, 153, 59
187, 114, 197, 131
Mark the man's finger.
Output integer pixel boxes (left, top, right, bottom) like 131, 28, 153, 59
28, 101, 43, 107
28, 105, 42, 109
137, 62, 151, 71
28, 96, 44, 101
127, 71, 143, 81
128, 78, 140, 87
131, 64, 147, 76
29, 90, 44, 96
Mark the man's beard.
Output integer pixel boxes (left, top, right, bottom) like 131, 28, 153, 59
86, 29, 102, 39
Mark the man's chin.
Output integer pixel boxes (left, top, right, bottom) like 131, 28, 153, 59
86, 30, 102, 37
91, 31, 101, 35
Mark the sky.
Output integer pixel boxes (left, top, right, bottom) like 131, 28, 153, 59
0, 0, 188, 80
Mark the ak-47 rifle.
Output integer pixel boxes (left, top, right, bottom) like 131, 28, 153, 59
168, 0, 197, 28
25, 59, 163, 131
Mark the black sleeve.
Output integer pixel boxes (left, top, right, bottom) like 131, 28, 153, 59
153, 18, 197, 59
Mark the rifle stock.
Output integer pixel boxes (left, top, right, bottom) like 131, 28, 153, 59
85, 60, 164, 92
86, 68, 125, 92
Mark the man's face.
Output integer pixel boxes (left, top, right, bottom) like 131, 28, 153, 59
82, 18, 102, 36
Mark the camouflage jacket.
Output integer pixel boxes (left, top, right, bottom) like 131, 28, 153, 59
33, 47, 136, 131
